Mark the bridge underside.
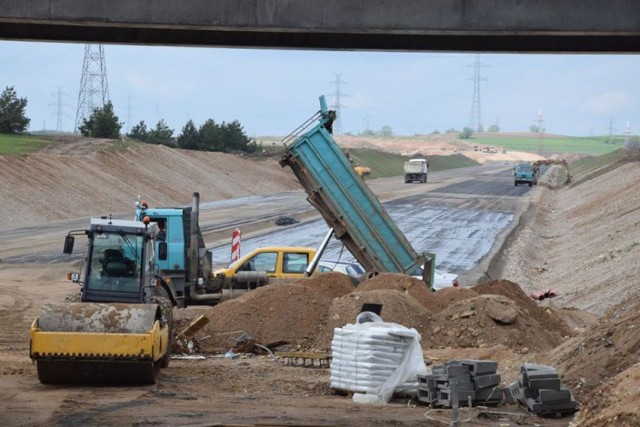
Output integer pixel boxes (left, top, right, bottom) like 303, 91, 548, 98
2, 23, 640, 53
1, 0, 640, 52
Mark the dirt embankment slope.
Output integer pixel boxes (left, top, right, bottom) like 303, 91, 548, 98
0, 135, 542, 229
0, 139, 299, 228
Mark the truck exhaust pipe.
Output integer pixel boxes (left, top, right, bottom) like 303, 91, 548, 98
188, 192, 200, 282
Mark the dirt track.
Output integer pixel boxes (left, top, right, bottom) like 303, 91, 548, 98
1, 138, 639, 426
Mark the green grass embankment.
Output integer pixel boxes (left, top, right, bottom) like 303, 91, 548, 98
472, 136, 620, 156
347, 148, 478, 179
0, 134, 53, 155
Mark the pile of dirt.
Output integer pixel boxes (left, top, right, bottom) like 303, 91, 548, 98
571, 364, 640, 427
424, 286, 480, 314
473, 279, 574, 338
294, 272, 355, 300
355, 273, 434, 307
553, 295, 640, 401
195, 276, 576, 356
427, 294, 563, 352
355, 273, 480, 314
199, 283, 331, 353
313, 289, 432, 350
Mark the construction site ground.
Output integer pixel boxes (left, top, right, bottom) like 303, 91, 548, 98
0, 136, 639, 426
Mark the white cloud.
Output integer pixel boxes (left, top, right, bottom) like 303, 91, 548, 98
583, 90, 636, 115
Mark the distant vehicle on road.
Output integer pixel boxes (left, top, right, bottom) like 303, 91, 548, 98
404, 158, 428, 184
513, 162, 535, 187
317, 260, 365, 277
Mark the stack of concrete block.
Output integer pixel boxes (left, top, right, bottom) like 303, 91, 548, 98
417, 359, 503, 407
506, 363, 579, 417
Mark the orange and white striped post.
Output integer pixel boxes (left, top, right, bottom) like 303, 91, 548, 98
231, 228, 241, 262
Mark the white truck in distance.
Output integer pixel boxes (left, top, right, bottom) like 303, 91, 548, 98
404, 158, 428, 183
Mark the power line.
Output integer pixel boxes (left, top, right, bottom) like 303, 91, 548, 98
605, 118, 618, 143
624, 120, 632, 147
467, 54, 489, 133
329, 73, 348, 135
536, 110, 545, 154
74, 44, 110, 132
48, 86, 71, 132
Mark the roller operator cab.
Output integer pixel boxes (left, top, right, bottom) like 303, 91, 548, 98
63, 218, 160, 304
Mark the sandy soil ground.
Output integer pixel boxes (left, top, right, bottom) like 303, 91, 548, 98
1, 137, 639, 426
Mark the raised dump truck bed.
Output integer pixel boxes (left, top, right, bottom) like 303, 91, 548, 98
280, 96, 432, 284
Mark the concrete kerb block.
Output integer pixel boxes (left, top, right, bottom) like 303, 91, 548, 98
446, 364, 471, 377
474, 373, 501, 390
529, 377, 562, 391
439, 388, 476, 404
460, 359, 499, 375
476, 386, 504, 404
440, 380, 475, 391
525, 397, 579, 416
539, 388, 573, 403
521, 371, 559, 388
504, 381, 521, 404
521, 363, 558, 374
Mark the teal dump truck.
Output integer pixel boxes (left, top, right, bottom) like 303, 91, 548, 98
514, 162, 535, 187
280, 96, 435, 288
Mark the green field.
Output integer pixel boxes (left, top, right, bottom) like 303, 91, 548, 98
0, 134, 54, 155
348, 148, 478, 179
471, 136, 621, 156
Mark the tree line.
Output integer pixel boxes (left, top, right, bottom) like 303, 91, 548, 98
80, 101, 258, 154
0, 86, 257, 154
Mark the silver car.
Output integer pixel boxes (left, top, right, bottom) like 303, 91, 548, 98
317, 260, 365, 277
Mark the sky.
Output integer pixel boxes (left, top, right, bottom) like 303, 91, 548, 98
1, 40, 640, 138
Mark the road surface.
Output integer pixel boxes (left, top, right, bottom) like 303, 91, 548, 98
0, 163, 533, 284
210, 163, 531, 280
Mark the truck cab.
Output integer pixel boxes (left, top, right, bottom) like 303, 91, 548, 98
514, 163, 535, 187
134, 204, 189, 273
404, 158, 428, 183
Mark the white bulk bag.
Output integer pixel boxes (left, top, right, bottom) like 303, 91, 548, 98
330, 312, 427, 404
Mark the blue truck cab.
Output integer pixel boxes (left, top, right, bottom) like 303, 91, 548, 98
135, 200, 188, 272
514, 162, 535, 187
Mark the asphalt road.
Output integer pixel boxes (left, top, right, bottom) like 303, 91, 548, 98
0, 162, 535, 281
210, 163, 534, 278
